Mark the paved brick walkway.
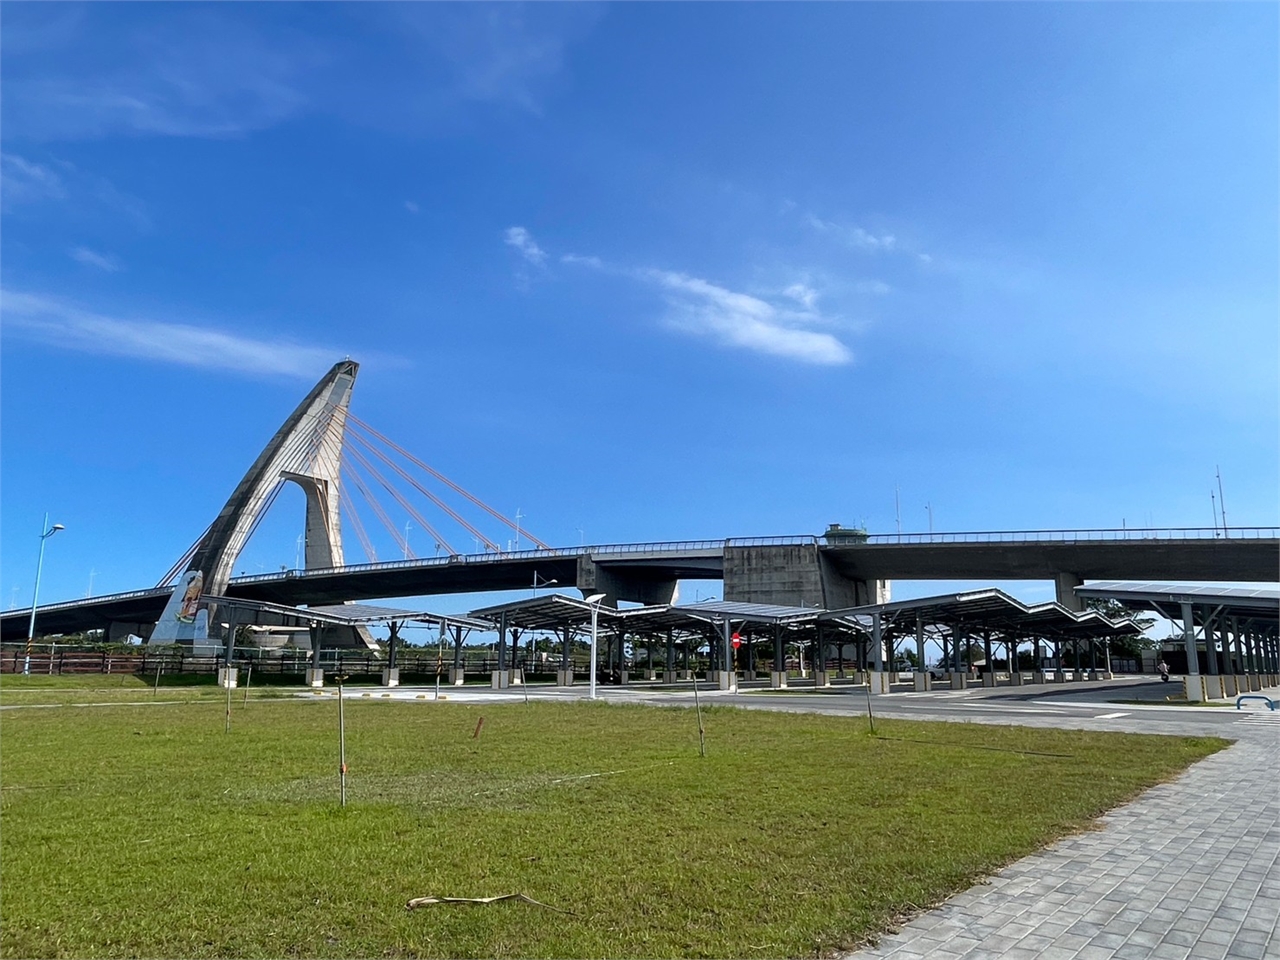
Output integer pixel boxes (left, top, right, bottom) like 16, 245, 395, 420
843, 720, 1279, 960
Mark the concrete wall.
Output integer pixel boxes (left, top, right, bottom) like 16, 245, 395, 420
723, 544, 886, 608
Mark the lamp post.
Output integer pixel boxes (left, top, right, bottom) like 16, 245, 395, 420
24, 514, 65, 676
532, 572, 558, 598
585, 592, 606, 700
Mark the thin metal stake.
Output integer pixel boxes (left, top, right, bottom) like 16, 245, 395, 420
691, 670, 707, 758
154, 660, 163, 695
225, 673, 232, 734
242, 664, 253, 707
863, 677, 876, 735
337, 675, 348, 807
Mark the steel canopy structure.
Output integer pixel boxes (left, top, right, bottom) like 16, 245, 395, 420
1073, 582, 1279, 701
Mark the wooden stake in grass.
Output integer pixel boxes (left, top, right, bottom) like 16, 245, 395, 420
690, 671, 707, 758
153, 660, 163, 696
242, 664, 252, 707
472, 716, 485, 740
224, 673, 233, 734
336, 674, 349, 807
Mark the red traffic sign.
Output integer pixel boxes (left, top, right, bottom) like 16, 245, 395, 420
731, 632, 742, 650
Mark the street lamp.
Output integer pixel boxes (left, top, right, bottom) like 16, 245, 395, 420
532, 572, 558, 598
24, 514, 65, 676
585, 592, 606, 700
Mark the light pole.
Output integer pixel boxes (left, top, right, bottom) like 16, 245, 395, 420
403, 521, 412, 560
585, 592, 605, 700
532, 572, 558, 598
24, 514, 65, 676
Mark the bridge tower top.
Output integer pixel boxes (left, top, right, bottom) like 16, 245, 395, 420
185, 359, 358, 597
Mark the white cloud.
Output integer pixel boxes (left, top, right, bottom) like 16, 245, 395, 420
855, 280, 891, 296
69, 247, 122, 272
1, 290, 343, 380
644, 270, 851, 366
504, 226, 547, 266
404, 200, 420, 214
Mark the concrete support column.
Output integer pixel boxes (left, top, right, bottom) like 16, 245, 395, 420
868, 612, 888, 694
1009, 640, 1023, 684
1181, 601, 1205, 702
307, 622, 324, 687
1055, 572, 1084, 611
982, 630, 994, 686
915, 615, 926, 680
451, 625, 465, 684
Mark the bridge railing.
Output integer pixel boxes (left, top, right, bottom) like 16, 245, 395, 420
855, 527, 1278, 545
2, 586, 173, 618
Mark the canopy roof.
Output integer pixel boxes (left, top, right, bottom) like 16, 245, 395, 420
205, 596, 489, 630
820, 588, 1139, 640
1075, 582, 1279, 630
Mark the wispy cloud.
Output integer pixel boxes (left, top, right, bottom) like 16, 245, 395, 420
783, 282, 819, 309
504, 226, 547, 266
0, 153, 67, 206
0, 151, 149, 225
805, 214, 898, 252
404, 200, 420, 214
523, 233, 854, 365
2, 290, 343, 380
643, 269, 851, 366
387, 5, 601, 116
4, 17, 311, 141
69, 247, 122, 272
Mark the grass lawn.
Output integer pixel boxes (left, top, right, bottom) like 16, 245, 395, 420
0, 685, 1225, 958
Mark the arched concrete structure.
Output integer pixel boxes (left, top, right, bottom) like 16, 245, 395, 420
186, 359, 357, 597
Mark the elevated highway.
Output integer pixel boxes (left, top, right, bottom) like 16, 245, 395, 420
3, 528, 1275, 642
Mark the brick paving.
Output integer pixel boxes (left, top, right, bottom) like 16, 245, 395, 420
842, 711, 1279, 960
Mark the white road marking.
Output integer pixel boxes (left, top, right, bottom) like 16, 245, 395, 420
1093, 711, 1130, 720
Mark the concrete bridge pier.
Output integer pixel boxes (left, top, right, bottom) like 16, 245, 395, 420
1055, 573, 1085, 612
575, 556, 677, 606
722, 544, 887, 608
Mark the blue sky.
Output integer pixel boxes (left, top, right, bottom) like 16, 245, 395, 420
3, 2, 1276, 614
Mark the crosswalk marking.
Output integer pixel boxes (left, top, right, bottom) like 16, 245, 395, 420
1236, 712, 1280, 724
1094, 712, 1130, 720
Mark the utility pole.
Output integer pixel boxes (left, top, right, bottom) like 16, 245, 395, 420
86, 569, 97, 598
514, 508, 523, 551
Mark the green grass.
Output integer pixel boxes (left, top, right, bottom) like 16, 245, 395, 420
0, 694, 1224, 958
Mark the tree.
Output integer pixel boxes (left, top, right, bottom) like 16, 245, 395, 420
1086, 598, 1157, 658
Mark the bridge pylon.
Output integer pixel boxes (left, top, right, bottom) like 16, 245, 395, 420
152, 360, 359, 645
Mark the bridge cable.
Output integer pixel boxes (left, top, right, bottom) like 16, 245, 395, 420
346, 412, 552, 550
339, 482, 379, 564
343, 444, 455, 556
345, 427, 501, 553
341, 461, 414, 559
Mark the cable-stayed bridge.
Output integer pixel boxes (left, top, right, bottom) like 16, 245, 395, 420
3, 361, 1276, 643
